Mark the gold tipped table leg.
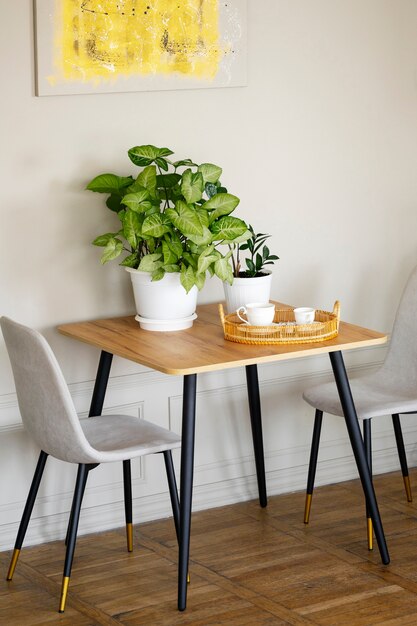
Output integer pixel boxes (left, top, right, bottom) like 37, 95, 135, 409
6, 548, 20, 581
367, 518, 373, 551
304, 494, 312, 524
404, 475, 413, 503
126, 523, 133, 553
58, 576, 70, 613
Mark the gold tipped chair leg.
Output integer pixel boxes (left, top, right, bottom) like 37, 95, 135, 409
58, 576, 70, 613
126, 523, 133, 552
304, 494, 312, 524
6, 548, 21, 581
403, 475, 413, 503
367, 518, 373, 551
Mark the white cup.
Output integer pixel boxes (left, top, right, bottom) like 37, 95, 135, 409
294, 307, 315, 324
237, 302, 275, 326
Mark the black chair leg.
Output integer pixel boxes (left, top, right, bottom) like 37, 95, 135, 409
304, 410, 323, 524
123, 460, 133, 552
363, 419, 373, 550
65, 464, 89, 547
59, 464, 89, 613
6, 450, 48, 581
392, 413, 412, 502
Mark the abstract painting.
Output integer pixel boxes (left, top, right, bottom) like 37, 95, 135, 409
34, 0, 246, 95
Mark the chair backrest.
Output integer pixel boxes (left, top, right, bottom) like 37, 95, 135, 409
379, 265, 417, 390
1, 317, 95, 463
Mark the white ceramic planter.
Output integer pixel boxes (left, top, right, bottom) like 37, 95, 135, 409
223, 271, 272, 314
126, 268, 198, 330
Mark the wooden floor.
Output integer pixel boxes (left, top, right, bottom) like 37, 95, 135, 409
3, 469, 417, 625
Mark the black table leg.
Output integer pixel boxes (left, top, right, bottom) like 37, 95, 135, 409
66, 350, 113, 545
245, 365, 268, 508
89, 350, 113, 416
178, 374, 197, 611
329, 351, 390, 564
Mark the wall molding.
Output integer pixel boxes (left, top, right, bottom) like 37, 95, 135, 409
0, 423, 22, 434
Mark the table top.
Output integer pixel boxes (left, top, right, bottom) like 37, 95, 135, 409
58, 302, 387, 376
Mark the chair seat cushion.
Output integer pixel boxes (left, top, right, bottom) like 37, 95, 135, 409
303, 375, 417, 420
80, 415, 181, 463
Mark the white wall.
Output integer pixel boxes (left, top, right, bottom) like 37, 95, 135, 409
1, 0, 417, 550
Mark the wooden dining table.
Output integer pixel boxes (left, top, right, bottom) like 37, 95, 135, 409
58, 301, 389, 611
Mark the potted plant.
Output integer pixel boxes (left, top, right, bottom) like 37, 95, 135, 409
87, 144, 249, 330
223, 225, 279, 313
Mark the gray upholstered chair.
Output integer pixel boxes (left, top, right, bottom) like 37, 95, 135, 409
302, 265, 417, 550
1, 316, 181, 613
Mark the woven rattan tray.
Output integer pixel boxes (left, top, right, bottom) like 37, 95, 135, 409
219, 301, 340, 345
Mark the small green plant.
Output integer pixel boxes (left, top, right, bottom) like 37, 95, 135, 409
230, 225, 279, 278
87, 145, 250, 292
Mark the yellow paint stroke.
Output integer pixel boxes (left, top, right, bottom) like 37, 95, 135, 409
53, 0, 223, 83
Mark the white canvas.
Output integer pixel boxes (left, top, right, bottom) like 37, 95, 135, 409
34, 0, 247, 96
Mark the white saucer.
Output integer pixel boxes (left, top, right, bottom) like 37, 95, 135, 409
135, 313, 197, 332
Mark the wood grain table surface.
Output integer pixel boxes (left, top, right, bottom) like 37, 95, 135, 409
58, 301, 387, 375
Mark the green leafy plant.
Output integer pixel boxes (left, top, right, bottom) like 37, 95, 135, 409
87, 145, 250, 292
230, 225, 279, 278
